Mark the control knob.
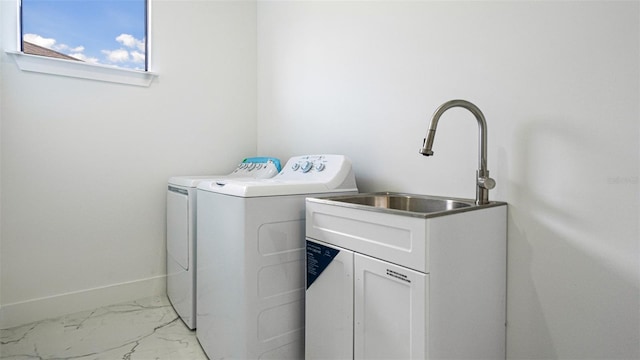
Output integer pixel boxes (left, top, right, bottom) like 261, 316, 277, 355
300, 161, 313, 173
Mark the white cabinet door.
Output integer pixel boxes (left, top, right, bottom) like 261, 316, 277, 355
354, 254, 428, 360
306, 240, 354, 360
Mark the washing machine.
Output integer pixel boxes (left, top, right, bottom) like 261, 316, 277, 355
166, 157, 281, 330
196, 154, 358, 360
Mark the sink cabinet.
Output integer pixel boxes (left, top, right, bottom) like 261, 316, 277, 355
306, 241, 427, 359
305, 197, 507, 360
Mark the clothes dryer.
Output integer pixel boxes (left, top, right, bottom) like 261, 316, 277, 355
196, 154, 358, 359
166, 157, 280, 329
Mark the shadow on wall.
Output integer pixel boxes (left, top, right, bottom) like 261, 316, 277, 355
506, 119, 639, 359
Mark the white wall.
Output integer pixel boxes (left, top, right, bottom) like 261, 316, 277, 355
0, 0, 257, 327
1, 1, 639, 358
0, 0, 3, 313
257, 1, 639, 359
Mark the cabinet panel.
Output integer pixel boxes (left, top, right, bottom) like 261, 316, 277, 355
306, 200, 428, 272
354, 254, 427, 360
306, 240, 354, 360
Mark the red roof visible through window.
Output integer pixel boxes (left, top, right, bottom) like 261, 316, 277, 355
22, 41, 82, 62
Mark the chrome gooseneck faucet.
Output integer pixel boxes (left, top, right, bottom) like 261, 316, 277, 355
419, 99, 496, 205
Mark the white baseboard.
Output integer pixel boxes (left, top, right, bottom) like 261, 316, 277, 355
0, 275, 166, 329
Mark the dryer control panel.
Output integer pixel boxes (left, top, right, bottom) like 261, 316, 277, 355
169, 156, 281, 188
230, 157, 281, 179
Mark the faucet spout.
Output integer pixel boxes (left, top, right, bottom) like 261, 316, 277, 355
419, 99, 495, 205
419, 129, 436, 156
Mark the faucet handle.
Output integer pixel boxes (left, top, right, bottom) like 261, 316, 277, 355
477, 176, 496, 190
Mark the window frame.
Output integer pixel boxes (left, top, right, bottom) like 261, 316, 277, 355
6, 0, 157, 87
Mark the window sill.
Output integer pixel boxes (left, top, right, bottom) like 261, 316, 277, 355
6, 51, 158, 87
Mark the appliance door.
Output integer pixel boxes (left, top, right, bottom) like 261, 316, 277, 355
167, 188, 189, 270
305, 239, 354, 360
166, 186, 196, 329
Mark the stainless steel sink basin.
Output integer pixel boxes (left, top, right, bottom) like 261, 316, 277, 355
335, 194, 471, 212
312, 192, 503, 218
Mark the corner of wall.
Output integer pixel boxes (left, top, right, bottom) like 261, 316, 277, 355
0, 0, 6, 321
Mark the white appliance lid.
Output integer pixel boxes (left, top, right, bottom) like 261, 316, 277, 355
197, 155, 358, 197
168, 175, 227, 188
168, 158, 281, 188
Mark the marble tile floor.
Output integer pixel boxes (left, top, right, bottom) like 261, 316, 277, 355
0, 296, 209, 360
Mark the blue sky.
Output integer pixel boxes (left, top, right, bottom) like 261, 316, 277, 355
22, 0, 146, 70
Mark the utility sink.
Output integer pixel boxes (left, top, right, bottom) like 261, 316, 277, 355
306, 192, 506, 273
305, 191, 508, 359
311, 192, 501, 218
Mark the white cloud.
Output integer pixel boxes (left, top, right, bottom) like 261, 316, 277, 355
69, 53, 99, 64
130, 51, 145, 64
55, 43, 85, 53
116, 34, 135, 47
102, 35, 145, 67
24, 33, 56, 49
102, 48, 130, 63
116, 33, 145, 51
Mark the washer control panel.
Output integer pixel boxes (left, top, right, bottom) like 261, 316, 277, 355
288, 155, 329, 174
275, 155, 351, 182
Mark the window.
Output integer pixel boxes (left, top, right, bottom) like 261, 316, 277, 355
20, 0, 148, 71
